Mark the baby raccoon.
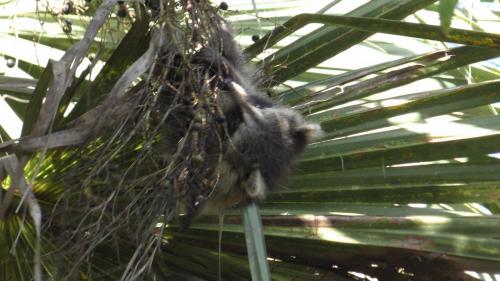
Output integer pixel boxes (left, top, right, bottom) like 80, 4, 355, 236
212, 91, 321, 207
160, 12, 321, 226
198, 19, 322, 207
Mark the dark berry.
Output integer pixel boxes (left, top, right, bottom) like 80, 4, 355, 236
192, 122, 203, 131
216, 116, 226, 123
87, 53, 95, 61
219, 2, 228, 10
62, 1, 73, 14
182, 96, 193, 105
117, 1, 125, 4
6, 58, 15, 68
166, 175, 174, 183
145, 0, 159, 11
251, 34, 260, 42
117, 5, 128, 17
64, 18, 72, 25
63, 24, 72, 34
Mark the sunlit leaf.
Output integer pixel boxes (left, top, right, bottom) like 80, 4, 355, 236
1, 0, 499, 280
439, 0, 459, 31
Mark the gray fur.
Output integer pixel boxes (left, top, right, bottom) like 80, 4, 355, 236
211, 101, 321, 207
202, 15, 323, 207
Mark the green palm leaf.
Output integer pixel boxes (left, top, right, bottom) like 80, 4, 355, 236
1, 0, 499, 280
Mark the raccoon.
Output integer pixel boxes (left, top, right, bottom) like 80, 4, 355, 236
158, 11, 321, 227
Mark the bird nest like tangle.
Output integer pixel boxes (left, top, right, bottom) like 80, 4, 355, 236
45, 1, 260, 279
43, 0, 319, 279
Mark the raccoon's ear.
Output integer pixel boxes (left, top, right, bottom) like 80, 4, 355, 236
292, 123, 323, 154
300, 123, 323, 140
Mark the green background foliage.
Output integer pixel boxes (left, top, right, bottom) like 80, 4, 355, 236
0, 0, 499, 280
